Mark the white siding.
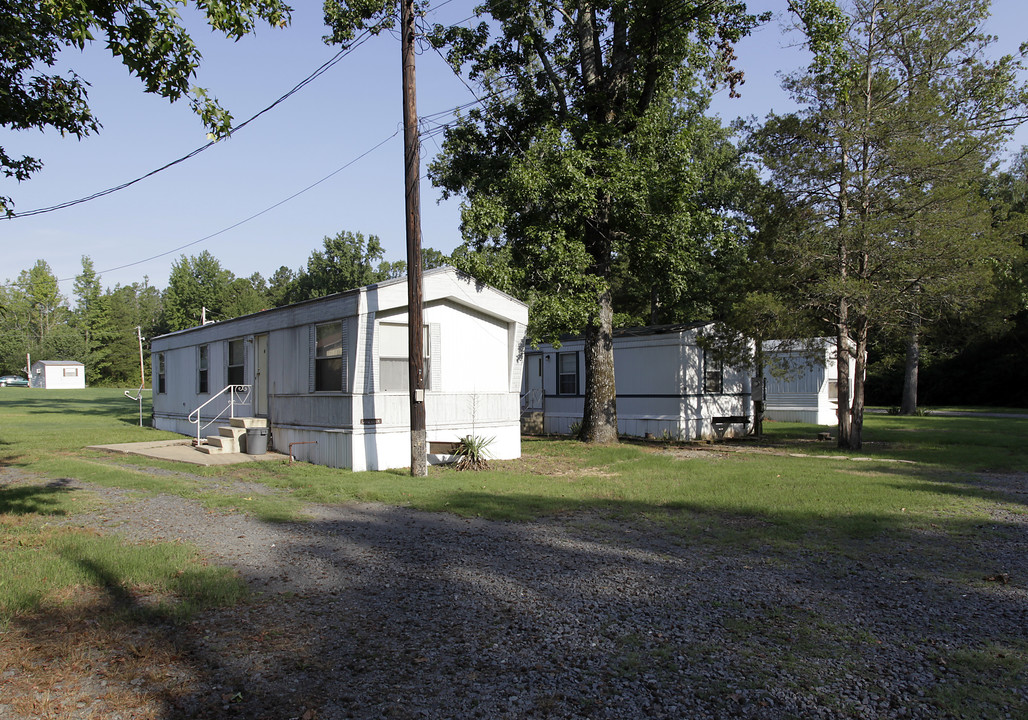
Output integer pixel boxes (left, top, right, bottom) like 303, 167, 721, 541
152, 267, 527, 471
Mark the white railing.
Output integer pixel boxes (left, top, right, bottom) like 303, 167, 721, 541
188, 384, 252, 446
520, 388, 544, 413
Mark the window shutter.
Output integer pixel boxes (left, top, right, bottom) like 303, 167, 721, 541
341, 321, 349, 392
308, 325, 316, 393
429, 323, 441, 391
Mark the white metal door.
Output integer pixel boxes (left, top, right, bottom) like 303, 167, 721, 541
254, 334, 269, 417
525, 353, 544, 410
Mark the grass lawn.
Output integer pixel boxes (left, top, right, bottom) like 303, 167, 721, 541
2, 387, 1025, 619
1, 388, 1026, 717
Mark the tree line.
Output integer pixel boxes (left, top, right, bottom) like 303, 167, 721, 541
3, 0, 1027, 449
0, 232, 450, 387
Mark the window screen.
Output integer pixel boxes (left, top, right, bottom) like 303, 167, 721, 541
227, 339, 245, 385
558, 352, 578, 395
315, 322, 343, 391
198, 345, 209, 394
379, 323, 430, 392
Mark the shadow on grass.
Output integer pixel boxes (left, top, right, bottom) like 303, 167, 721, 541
0, 393, 152, 426
0, 480, 76, 516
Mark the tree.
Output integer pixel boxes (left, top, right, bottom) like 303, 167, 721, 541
15, 259, 66, 349
267, 266, 298, 307
163, 251, 233, 331
1, 1, 291, 214
74, 256, 116, 384
224, 273, 270, 318
106, 280, 164, 386
285, 231, 386, 303
757, 0, 1026, 447
421, 1, 766, 443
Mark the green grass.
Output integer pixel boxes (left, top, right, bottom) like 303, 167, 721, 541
2, 389, 1026, 716
2, 388, 1027, 619
0, 388, 243, 623
762, 414, 1028, 472
0, 481, 244, 624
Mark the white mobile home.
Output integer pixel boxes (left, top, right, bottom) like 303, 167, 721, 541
30, 360, 86, 389
522, 323, 753, 441
762, 339, 854, 425
151, 267, 528, 471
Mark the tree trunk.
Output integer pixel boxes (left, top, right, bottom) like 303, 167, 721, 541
753, 339, 765, 438
900, 323, 920, 414
836, 320, 852, 448
847, 319, 868, 449
580, 284, 619, 443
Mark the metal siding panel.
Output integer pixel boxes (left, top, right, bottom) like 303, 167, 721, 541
430, 322, 442, 390
366, 314, 378, 393
308, 325, 316, 394
509, 322, 526, 393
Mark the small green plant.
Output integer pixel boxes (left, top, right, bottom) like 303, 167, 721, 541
453, 434, 495, 471
569, 421, 582, 439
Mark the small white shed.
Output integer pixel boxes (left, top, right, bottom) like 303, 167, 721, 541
522, 323, 753, 441
30, 360, 86, 389
151, 267, 528, 471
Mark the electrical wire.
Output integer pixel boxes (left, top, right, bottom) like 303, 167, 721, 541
58, 129, 400, 282
5, 29, 375, 220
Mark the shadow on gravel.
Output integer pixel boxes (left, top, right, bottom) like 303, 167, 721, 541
5, 487, 1027, 719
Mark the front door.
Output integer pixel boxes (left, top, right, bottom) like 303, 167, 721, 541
525, 353, 544, 410
254, 334, 269, 417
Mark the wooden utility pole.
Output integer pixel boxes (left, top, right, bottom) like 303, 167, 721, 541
401, 0, 427, 476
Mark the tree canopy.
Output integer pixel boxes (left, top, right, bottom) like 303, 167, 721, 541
422, 0, 768, 442
0, 0, 292, 214
755, 0, 1027, 447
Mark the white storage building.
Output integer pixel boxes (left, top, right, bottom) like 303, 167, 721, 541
30, 360, 86, 389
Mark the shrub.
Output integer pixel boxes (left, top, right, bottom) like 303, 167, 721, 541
453, 435, 494, 471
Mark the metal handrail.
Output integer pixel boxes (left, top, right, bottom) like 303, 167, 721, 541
520, 387, 544, 411
188, 384, 252, 445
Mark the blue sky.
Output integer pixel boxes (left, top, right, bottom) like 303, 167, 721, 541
3, 0, 1027, 295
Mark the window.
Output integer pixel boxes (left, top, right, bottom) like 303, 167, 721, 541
558, 352, 578, 395
315, 322, 343, 392
703, 351, 723, 394
63, 367, 78, 377
227, 339, 245, 385
157, 353, 166, 394
198, 345, 209, 394
827, 379, 839, 401
379, 323, 430, 392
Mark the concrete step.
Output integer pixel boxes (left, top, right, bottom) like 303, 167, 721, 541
196, 444, 223, 455
230, 417, 268, 429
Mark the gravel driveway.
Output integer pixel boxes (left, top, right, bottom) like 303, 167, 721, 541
2, 467, 1026, 720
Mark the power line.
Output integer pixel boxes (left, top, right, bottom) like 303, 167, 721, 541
5, 29, 374, 220
58, 129, 400, 282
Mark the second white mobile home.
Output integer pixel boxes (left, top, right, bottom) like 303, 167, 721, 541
522, 323, 753, 440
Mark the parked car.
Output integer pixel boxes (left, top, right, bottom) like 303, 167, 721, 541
0, 375, 29, 387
